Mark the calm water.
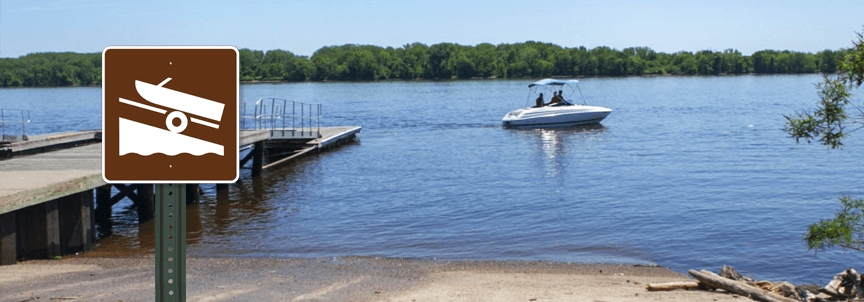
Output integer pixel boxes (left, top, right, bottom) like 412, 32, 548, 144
2, 75, 863, 284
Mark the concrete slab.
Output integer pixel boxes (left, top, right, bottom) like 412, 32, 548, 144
0, 144, 103, 215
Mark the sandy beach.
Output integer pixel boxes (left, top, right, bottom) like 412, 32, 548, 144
0, 256, 745, 302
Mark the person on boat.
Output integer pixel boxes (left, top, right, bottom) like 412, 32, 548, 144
550, 91, 562, 104
557, 90, 565, 103
535, 93, 544, 107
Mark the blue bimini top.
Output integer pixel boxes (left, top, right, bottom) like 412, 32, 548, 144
528, 79, 580, 88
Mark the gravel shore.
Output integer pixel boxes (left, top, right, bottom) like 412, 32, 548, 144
1, 256, 743, 302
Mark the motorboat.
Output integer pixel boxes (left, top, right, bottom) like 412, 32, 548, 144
135, 78, 225, 122
502, 79, 611, 127
134, 78, 225, 132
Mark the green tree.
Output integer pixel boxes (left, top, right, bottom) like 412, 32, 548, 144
591, 46, 624, 76
719, 49, 747, 74
817, 50, 840, 73
549, 47, 572, 76
784, 28, 864, 252
426, 43, 455, 79
401, 43, 428, 79
674, 51, 699, 75
752, 50, 778, 73
239, 48, 264, 80
452, 51, 477, 79
695, 50, 718, 75
569, 46, 591, 75
346, 48, 378, 81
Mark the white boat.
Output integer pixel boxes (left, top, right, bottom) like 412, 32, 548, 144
502, 79, 611, 127
133, 78, 225, 132
135, 78, 225, 122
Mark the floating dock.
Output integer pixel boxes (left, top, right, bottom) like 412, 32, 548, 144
0, 126, 360, 265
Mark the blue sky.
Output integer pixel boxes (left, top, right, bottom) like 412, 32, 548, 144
2, 0, 863, 58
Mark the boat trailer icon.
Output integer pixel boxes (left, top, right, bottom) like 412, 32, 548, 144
117, 77, 226, 156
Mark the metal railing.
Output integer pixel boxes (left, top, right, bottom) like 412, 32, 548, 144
1, 109, 30, 142
241, 98, 322, 138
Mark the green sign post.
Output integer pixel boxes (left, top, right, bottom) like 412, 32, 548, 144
155, 184, 186, 301
102, 46, 239, 301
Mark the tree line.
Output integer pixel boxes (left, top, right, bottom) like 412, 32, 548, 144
0, 42, 850, 87
1, 52, 101, 87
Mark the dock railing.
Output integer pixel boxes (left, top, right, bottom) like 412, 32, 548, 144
1, 109, 30, 142
241, 98, 321, 139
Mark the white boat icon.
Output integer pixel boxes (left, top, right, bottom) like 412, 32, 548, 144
119, 78, 225, 133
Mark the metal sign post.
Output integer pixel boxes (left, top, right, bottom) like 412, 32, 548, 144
155, 184, 186, 301
102, 46, 238, 302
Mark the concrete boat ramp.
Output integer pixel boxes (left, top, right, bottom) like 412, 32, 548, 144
0, 126, 360, 265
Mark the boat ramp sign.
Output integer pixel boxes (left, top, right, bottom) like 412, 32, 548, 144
102, 46, 239, 183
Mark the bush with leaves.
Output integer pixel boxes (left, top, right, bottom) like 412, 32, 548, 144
785, 27, 864, 252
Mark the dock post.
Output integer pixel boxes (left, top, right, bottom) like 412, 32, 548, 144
186, 184, 200, 204
95, 185, 112, 235
137, 184, 155, 223
83, 189, 95, 250
95, 185, 112, 216
15, 202, 58, 260
216, 184, 229, 204
59, 190, 95, 254
0, 212, 16, 265
45, 199, 61, 258
252, 141, 264, 177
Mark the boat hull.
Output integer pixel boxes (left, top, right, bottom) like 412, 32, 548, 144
502, 105, 611, 127
135, 80, 225, 122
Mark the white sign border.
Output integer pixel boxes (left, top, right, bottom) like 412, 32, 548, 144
101, 45, 240, 184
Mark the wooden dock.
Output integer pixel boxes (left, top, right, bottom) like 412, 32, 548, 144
0, 126, 360, 265
0, 130, 102, 156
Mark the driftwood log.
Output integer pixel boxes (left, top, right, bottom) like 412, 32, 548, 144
688, 269, 799, 302
720, 265, 747, 281
645, 281, 700, 291
822, 268, 864, 299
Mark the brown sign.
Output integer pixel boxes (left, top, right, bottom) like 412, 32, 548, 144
102, 46, 238, 183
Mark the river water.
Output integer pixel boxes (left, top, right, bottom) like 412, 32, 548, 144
2, 75, 862, 284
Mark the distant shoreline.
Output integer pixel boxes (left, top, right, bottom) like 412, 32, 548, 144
2, 44, 844, 87
0, 72, 832, 89
237, 72, 826, 84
